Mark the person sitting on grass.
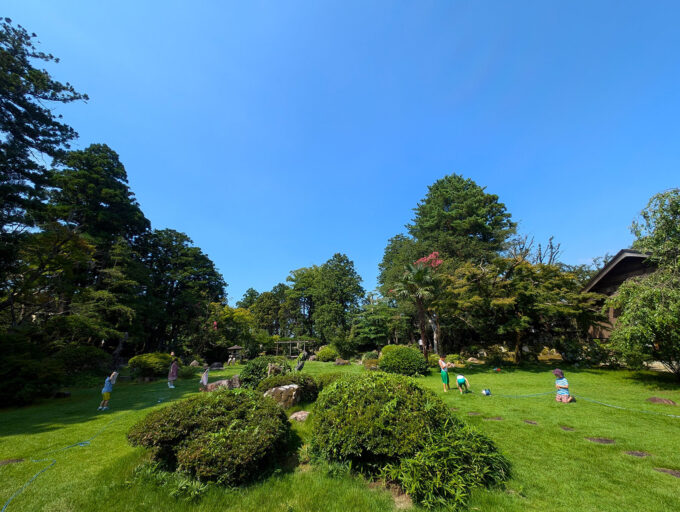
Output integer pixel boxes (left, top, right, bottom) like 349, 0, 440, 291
438, 354, 452, 392
456, 374, 471, 394
98, 372, 118, 411
553, 368, 574, 403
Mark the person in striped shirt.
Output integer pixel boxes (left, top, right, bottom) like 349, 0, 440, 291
553, 368, 574, 403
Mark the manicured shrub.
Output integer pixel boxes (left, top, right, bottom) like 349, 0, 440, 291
0, 354, 64, 406
52, 345, 112, 375
239, 355, 290, 389
310, 373, 455, 471
379, 345, 428, 376
379, 344, 402, 357
316, 345, 339, 362
128, 388, 291, 486
309, 372, 510, 509
178, 365, 199, 379
427, 353, 441, 368
381, 427, 510, 509
257, 373, 319, 402
128, 352, 174, 378
314, 372, 344, 391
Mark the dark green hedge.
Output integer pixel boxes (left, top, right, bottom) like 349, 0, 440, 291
128, 352, 174, 377
309, 372, 509, 509
128, 388, 291, 486
378, 345, 428, 376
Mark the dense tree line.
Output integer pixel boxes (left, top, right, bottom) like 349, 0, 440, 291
0, 20, 228, 388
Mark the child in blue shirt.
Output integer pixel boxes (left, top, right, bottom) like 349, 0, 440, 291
98, 372, 118, 411
553, 368, 573, 403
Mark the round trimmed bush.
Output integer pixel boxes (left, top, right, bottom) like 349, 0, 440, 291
310, 373, 455, 469
239, 355, 291, 389
128, 352, 173, 378
309, 372, 510, 509
257, 373, 319, 402
52, 345, 112, 375
427, 353, 441, 368
379, 345, 428, 376
316, 345, 339, 362
128, 388, 291, 486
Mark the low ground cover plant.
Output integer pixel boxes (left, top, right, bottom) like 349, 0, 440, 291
128, 388, 291, 486
257, 373, 319, 402
316, 345, 339, 362
378, 345, 428, 376
314, 371, 345, 391
239, 355, 291, 388
309, 373, 509, 508
128, 352, 174, 378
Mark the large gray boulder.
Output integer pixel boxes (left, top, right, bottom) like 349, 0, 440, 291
289, 410, 310, 422
189, 360, 200, 367
264, 384, 302, 408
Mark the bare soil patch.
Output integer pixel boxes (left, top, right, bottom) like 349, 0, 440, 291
654, 468, 680, 478
523, 420, 538, 425
646, 397, 677, 406
0, 459, 23, 466
625, 451, 650, 458
585, 437, 615, 444
368, 481, 413, 509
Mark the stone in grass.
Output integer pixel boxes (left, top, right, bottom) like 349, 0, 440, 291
468, 411, 482, 416
560, 426, 575, 431
0, 459, 23, 466
654, 468, 680, 478
484, 416, 504, 421
264, 384, 302, 409
289, 410, 309, 422
625, 451, 651, 458
523, 420, 538, 425
646, 397, 677, 406
585, 437, 615, 444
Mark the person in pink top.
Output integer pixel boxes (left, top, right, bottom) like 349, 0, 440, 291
168, 358, 179, 388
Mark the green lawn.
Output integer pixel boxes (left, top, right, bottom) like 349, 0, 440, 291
1, 362, 679, 512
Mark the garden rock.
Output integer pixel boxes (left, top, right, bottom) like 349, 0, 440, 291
210, 362, 223, 370
654, 468, 680, 478
560, 426, 575, 431
264, 384, 302, 408
523, 420, 538, 425
466, 357, 482, 364
267, 363, 283, 377
625, 451, 650, 457
334, 358, 349, 365
585, 437, 615, 444
203, 375, 240, 392
308, 355, 317, 361
189, 360, 200, 367
0, 459, 23, 466
289, 410, 310, 422
646, 397, 677, 406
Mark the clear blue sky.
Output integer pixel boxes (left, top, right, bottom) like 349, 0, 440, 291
6, 1, 679, 302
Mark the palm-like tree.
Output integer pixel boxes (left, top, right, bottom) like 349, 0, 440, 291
392, 262, 436, 360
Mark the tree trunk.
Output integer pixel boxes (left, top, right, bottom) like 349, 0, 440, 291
514, 331, 522, 364
417, 302, 429, 361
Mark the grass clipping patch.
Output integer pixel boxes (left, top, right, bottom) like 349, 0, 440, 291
309, 373, 510, 509
127, 388, 291, 486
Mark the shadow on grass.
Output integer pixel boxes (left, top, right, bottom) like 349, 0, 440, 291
0, 380, 198, 438
624, 370, 680, 391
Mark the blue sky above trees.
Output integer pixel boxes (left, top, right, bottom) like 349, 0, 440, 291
6, 1, 679, 301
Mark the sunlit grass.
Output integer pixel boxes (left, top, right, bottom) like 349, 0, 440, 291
1, 361, 678, 511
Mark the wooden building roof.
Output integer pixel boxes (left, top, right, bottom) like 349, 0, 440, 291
582, 249, 655, 295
